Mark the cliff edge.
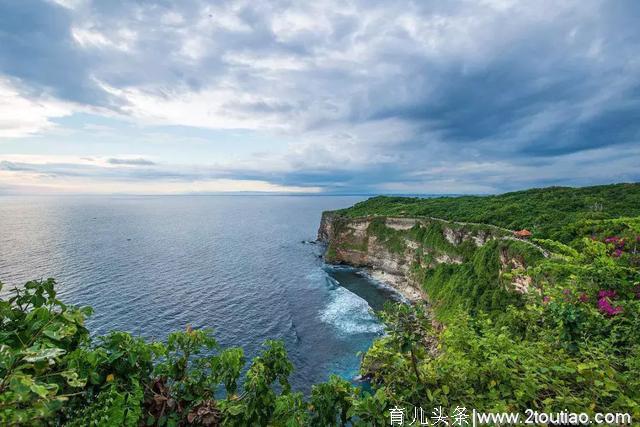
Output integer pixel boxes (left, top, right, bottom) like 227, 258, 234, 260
318, 212, 546, 302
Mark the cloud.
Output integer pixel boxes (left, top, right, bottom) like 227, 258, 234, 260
106, 157, 156, 166
0, 155, 322, 193
0, 78, 75, 137
0, 0, 114, 105
0, 0, 639, 193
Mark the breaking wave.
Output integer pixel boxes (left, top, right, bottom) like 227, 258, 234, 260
319, 274, 384, 336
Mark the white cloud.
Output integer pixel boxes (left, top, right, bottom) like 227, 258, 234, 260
0, 154, 322, 194
0, 172, 320, 194
71, 26, 136, 51
99, 81, 293, 131
47, 0, 85, 10
0, 79, 76, 138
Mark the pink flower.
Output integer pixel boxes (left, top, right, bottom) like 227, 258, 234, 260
578, 293, 589, 303
542, 296, 550, 304
598, 297, 624, 316
613, 249, 623, 257
598, 290, 617, 299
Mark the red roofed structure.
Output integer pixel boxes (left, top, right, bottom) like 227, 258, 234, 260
514, 229, 532, 239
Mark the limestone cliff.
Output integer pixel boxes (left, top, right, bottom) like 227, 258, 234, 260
318, 212, 545, 302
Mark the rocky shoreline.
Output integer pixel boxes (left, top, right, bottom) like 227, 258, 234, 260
365, 268, 424, 302
316, 212, 431, 302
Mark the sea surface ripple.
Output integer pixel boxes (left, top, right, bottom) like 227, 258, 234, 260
0, 195, 399, 391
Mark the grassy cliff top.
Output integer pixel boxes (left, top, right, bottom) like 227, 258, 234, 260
336, 182, 640, 241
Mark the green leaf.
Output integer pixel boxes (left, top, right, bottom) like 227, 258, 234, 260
23, 347, 66, 362
60, 370, 87, 388
30, 383, 50, 398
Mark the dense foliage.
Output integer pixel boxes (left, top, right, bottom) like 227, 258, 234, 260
363, 237, 640, 419
337, 183, 640, 242
0, 279, 394, 426
2, 183, 640, 425
355, 185, 640, 422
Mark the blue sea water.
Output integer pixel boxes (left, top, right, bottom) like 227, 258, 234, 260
0, 195, 400, 392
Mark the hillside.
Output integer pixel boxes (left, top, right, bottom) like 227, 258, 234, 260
318, 214, 546, 314
337, 183, 640, 242
318, 182, 640, 421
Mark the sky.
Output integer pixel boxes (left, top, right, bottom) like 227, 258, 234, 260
0, 0, 639, 195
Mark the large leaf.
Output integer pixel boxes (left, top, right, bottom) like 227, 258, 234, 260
23, 347, 66, 362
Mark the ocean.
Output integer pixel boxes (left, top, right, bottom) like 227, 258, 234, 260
0, 195, 400, 392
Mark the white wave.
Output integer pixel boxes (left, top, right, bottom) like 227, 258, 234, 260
320, 285, 384, 335
305, 268, 329, 282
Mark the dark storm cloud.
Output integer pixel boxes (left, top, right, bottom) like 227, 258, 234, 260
0, 0, 111, 105
1, 0, 639, 192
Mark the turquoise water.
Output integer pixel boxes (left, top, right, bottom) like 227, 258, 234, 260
0, 195, 398, 392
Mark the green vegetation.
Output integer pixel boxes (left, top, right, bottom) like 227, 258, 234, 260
407, 220, 502, 261
2, 183, 640, 425
367, 218, 406, 254
0, 279, 390, 426
417, 239, 542, 321
357, 184, 640, 421
324, 244, 338, 263
338, 182, 640, 242
363, 235, 640, 416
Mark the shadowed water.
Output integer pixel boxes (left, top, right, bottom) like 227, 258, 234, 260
0, 195, 398, 392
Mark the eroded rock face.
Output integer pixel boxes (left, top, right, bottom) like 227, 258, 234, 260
472, 231, 492, 246
443, 227, 462, 245
499, 247, 526, 270
317, 212, 336, 242
384, 217, 420, 231
498, 247, 534, 294
318, 213, 544, 301
318, 214, 535, 301
511, 275, 533, 293
435, 253, 463, 264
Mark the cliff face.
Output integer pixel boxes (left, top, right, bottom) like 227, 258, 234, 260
318, 213, 544, 302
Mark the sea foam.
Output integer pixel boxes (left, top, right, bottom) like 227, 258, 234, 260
319, 273, 384, 336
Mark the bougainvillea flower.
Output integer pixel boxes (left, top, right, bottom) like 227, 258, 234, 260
598, 297, 623, 316
598, 290, 617, 299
